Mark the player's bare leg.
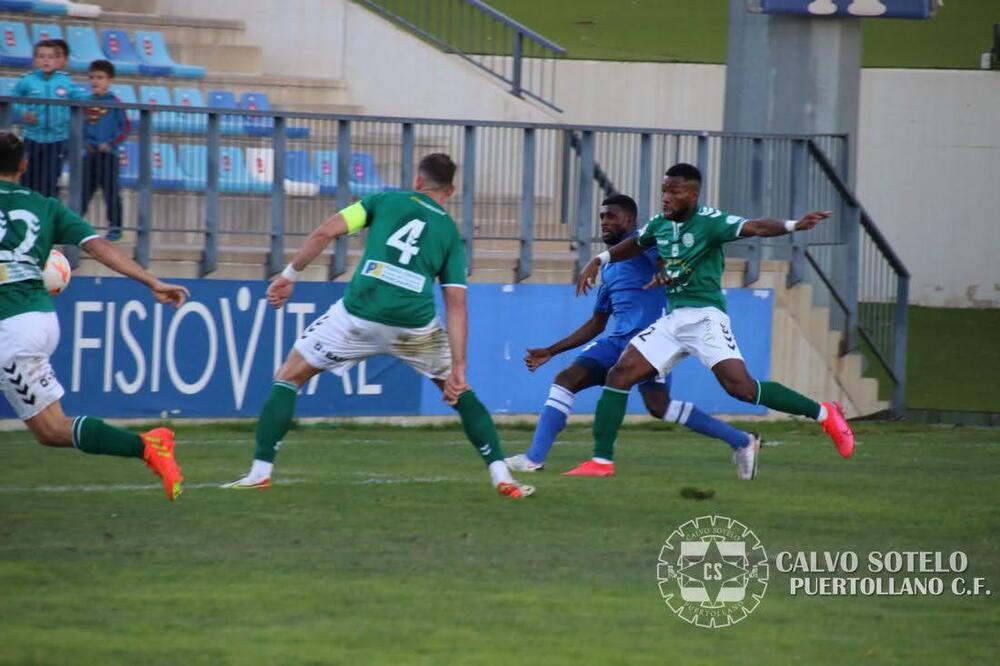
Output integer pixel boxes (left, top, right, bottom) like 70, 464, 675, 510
431, 378, 534, 499
565, 345, 658, 477
24, 400, 183, 500
222, 349, 323, 490
712, 358, 854, 457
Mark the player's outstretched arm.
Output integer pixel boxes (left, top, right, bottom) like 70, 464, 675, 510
82, 238, 189, 307
267, 213, 350, 309
739, 211, 832, 238
524, 312, 610, 372
442, 286, 470, 405
576, 237, 645, 296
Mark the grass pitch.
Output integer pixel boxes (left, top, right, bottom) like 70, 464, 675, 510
2, 421, 998, 664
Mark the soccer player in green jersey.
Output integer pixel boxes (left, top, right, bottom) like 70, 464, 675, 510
224, 153, 534, 499
574, 163, 855, 476
0, 132, 190, 500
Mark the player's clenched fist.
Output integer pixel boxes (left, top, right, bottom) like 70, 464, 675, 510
151, 280, 190, 307
524, 347, 552, 372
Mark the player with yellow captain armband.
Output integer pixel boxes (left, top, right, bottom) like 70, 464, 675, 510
224, 153, 534, 499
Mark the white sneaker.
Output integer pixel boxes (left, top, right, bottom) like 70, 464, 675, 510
732, 433, 762, 480
505, 453, 544, 472
220, 474, 271, 489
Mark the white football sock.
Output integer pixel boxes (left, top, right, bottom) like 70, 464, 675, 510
250, 459, 274, 479
489, 460, 514, 486
816, 404, 829, 422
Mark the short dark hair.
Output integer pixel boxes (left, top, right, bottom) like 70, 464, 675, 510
601, 193, 638, 219
665, 163, 702, 184
418, 153, 456, 189
89, 59, 115, 78
0, 132, 25, 173
50, 38, 69, 58
33, 39, 57, 56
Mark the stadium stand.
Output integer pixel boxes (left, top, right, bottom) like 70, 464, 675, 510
102, 28, 161, 76
313, 150, 339, 197
239, 91, 309, 138
349, 152, 393, 195
30, 22, 62, 44
134, 30, 204, 78
0, 21, 34, 68
65, 25, 106, 71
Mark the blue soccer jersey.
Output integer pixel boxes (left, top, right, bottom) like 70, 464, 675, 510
592, 234, 666, 340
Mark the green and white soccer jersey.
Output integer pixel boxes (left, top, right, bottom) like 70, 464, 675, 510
637, 205, 747, 314
0, 180, 98, 321
342, 190, 467, 328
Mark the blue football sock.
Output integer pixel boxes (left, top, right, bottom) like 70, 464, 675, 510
525, 384, 575, 464
665, 400, 750, 450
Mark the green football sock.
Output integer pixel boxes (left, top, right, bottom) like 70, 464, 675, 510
593, 387, 629, 461
73, 416, 143, 458
254, 381, 298, 463
453, 390, 504, 465
755, 380, 822, 419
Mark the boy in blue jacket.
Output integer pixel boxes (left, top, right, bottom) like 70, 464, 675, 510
13, 40, 76, 197
81, 60, 129, 240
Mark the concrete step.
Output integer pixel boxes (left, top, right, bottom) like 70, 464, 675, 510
99, 11, 246, 46
99, 0, 160, 12
168, 43, 263, 74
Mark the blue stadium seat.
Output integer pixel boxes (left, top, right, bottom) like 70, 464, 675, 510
0, 76, 18, 96
139, 85, 181, 132
206, 90, 243, 135
31, 22, 63, 45
171, 87, 207, 134
219, 146, 256, 193
285, 150, 320, 196
312, 150, 339, 197
66, 25, 106, 72
118, 141, 138, 188
150, 143, 185, 190
0, 2, 34, 12
177, 143, 206, 190
110, 82, 139, 130
0, 21, 33, 68
103, 29, 171, 77
134, 31, 205, 79
239, 91, 310, 138
350, 152, 394, 195
30, 2, 69, 15
71, 81, 89, 97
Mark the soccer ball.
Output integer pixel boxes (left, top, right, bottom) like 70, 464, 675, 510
43, 249, 71, 296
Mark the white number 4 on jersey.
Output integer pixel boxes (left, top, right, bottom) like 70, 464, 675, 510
386, 219, 426, 265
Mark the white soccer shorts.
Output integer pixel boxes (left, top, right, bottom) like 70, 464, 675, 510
629, 306, 745, 376
0, 311, 65, 420
294, 300, 452, 380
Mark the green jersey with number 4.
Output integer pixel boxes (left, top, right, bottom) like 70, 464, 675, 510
0, 180, 98, 321
342, 190, 467, 328
637, 205, 747, 314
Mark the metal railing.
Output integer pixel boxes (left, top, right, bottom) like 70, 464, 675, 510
353, 0, 565, 111
0, 96, 907, 414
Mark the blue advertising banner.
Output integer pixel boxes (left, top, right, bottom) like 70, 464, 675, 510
751, 0, 935, 19
0, 278, 773, 420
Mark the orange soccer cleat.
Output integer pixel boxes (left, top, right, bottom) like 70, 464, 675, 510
141, 427, 184, 501
496, 481, 535, 499
821, 401, 855, 458
563, 459, 616, 477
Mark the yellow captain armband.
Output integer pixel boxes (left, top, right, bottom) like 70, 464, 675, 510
339, 202, 368, 234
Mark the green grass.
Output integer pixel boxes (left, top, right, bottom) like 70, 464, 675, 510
857, 306, 1000, 411
2, 422, 999, 664
463, 0, 999, 68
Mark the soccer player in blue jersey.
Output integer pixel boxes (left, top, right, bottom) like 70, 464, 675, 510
506, 194, 761, 479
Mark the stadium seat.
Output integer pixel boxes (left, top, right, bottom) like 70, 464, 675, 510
30, 2, 70, 15
206, 90, 243, 135
0, 76, 18, 97
139, 85, 181, 132
0, 21, 33, 68
0, 2, 34, 12
46, 1, 100, 18
239, 91, 310, 139
31, 23, 63, 45
171, 87, 207, 134
109, 82, 139, 130
103, 29, 171, 77
313, 150, 339, 197
285, 150, 320, 196
134, 31, 205, 79
177, 143, 207, 191
218, 146, 256, 193
66, 25, 106, 72
118, 141, 138, 188
350, 152, 394, 195
150, 143, 185, 190
71, 81, 89, 97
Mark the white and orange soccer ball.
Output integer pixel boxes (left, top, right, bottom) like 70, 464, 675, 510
43, 249, 72, 296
